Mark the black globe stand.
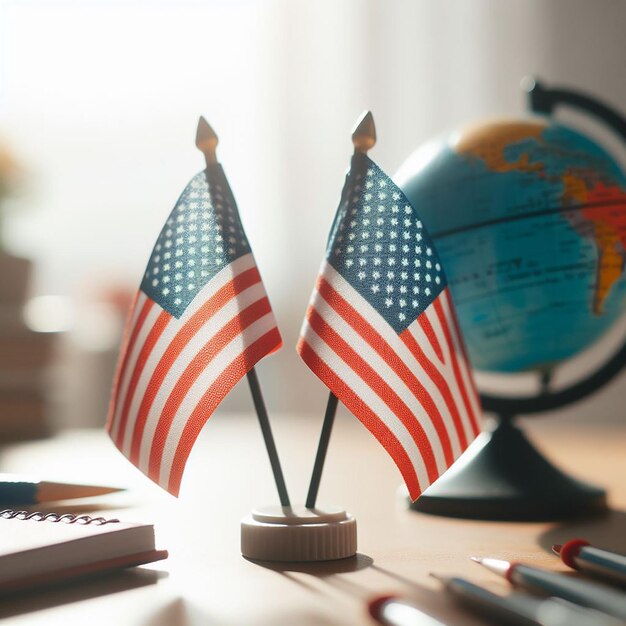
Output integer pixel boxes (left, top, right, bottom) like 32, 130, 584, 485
411, 78, 626, 520
410, 417, 606, 521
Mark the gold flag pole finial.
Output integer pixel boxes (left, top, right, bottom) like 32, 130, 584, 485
352, 110, 376, 155
196, 116, 219, 166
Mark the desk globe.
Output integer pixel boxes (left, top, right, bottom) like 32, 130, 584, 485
395, 80, 626, 520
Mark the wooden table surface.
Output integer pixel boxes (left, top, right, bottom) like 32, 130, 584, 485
0, 411, 624, 625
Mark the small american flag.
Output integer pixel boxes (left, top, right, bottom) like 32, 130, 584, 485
107, 165, 282, 495
298, 153, 481, 501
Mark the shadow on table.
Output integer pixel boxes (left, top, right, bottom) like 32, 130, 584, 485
369, 565, 488, 626
246, 552, 374, 575
537, 507, 626, 555
142, 597, 223, 626
0, 567, 168, 620
248, 555, 484, 625
246, 553, 374, 595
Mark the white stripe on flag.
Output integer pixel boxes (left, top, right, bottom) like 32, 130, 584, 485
113, 253, 257, 452
311, 285, 452, 472
441, 290, 481, 428
322, 264, 464, 455
301, 319, 431, 490
157, 311, 278, 486
134, 280, 268, 467
109, 293, 158, 442
406, 305, 475, 444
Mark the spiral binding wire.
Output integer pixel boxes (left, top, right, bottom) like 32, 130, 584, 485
0, 509, 120, 525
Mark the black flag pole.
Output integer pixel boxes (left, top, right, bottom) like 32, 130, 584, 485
196, 117, 291, 508
245, 367, 291, 507
304, 111, 377, 510
305, 392, 338, 508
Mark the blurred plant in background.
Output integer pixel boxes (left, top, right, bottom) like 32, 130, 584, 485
0, 138, 21, 252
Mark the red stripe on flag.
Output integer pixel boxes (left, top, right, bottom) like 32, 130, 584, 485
306, 306, 440, 484
113, 309, 171, 449
399, 326, 468, 450
166, 327, 282, 495
316, 277, 455, 467
444, 291, 482, 436
418, 312, 444, 364
144, 297, 273, 474
127, 267, 262, 461
297, 338, 422, 500
106, 296, 152, 432
433, 296, 480, 436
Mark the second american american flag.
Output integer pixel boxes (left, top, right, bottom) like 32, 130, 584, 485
298, 153, 481, 500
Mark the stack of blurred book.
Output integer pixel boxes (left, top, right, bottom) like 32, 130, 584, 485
0, 252, 56, 440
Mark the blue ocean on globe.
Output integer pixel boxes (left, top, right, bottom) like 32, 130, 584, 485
395, 120, 626, 373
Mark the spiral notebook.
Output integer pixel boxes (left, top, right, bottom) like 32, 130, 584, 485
0, 509, 168, 593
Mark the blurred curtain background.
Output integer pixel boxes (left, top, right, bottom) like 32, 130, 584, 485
0, 0, 625, 429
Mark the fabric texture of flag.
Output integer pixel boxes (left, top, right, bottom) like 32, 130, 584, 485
297, 153, 481, 501
107, 165, 282, 496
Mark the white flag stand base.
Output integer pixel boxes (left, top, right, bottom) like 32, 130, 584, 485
241, 504, 357, 562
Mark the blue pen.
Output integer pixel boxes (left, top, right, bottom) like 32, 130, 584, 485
0, 474, 123, 505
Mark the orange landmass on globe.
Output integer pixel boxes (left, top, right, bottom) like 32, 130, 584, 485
455, 120, 626, 316
456, 121, 546, 174
562, 174, 626, 313
562, 172, 587, 203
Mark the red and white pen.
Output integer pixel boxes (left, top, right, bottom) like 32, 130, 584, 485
368, 595, 447, 626
553, 539, 626, 587
472, 556, 626, 621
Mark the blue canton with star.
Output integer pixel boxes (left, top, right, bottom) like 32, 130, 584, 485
327, 154, 447, 334
140, 166, 251, 318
